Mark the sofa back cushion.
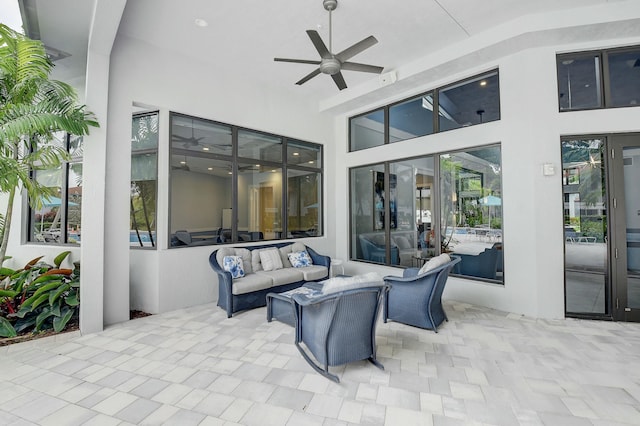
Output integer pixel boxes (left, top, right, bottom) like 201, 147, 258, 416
250, 243, 308, 272
260, 248, 284, 271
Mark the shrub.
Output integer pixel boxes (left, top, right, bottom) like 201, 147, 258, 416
0, 251, 79, 338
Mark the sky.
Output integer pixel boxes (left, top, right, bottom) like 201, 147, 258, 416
0, 0, 23, 32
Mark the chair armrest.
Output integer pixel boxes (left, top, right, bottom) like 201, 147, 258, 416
383, 268, 420, 283
292, 285, 388, 306
208, 252, 234, 289
306, 246, 331, 268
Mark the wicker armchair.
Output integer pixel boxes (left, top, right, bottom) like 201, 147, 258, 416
383, 255, 460, 332
289, 284, 388, 382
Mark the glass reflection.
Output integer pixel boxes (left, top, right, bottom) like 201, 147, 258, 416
440, 146, 503, 282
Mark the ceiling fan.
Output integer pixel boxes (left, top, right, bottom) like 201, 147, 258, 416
274, 0, 384, 91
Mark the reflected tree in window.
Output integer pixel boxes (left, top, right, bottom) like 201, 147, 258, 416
130, 113, 158, 248
561, 139, 606, 242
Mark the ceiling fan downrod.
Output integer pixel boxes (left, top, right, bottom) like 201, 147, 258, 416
320, 0, 340, 75
324, 0, 337, 54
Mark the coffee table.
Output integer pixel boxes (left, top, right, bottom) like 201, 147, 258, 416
266, 282, 324, 326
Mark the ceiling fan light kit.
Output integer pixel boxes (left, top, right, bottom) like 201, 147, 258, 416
274, 0, 385, 90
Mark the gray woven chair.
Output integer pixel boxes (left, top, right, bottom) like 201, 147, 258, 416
383, 255, 460, 332
290, 284, 388, 382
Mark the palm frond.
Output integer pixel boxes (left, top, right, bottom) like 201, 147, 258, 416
0, 104, 97, 142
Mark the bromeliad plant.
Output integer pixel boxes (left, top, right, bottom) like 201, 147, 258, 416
0, 251, 79, 338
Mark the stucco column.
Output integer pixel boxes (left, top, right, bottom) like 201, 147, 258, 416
80, 0, 127, 334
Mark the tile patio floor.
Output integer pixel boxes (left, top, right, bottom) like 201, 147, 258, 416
1, 301, 640, 425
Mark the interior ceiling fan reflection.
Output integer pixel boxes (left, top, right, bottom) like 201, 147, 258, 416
172, 119, 232, 150
274, 0, 385, 90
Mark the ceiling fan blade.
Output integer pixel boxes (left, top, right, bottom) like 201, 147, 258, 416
274, 58, 322, 65
331, 71, 347, 91
335, 36, 378, 62
341, 62, 384, 74
296, 68, 322, 85
306, 30, 331, 59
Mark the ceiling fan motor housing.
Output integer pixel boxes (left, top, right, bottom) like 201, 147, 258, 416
320, 57, 341, 75
323, 0, 337, 11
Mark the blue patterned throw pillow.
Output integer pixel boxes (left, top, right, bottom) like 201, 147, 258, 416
288, 251, 313, 268
223, 255, 245, 278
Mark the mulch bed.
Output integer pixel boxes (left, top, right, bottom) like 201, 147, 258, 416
0, 310, 151, 347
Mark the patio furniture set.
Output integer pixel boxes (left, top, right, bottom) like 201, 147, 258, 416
209, 242, 460, 382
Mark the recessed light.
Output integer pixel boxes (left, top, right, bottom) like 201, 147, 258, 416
207, 167, 213, 171
228, 171, 233, 175
271, 169, 276, 172
202, 147, 209, 151
480, 81, 487, 86
293, 152, 299, 156
308, 161, 314, 164
180, 161, 186, 165
194, 18, 208, 27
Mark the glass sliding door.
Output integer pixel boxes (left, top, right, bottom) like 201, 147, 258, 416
562, 138, 609, 315
610, 135, 640, 321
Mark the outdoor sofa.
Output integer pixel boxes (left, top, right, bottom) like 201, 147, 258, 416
209, 241, 330, 317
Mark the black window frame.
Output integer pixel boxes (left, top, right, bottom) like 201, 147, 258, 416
557, 44, 640, 112
348, 69, 501, 152
348, 143, 504, 285
26, 132, 82, 245
168, 112, 324, 248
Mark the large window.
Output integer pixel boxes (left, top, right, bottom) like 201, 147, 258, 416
440, 146, 503, 282
350, 144, 503, 284
28, 133, 83, 244
169, 113, 323, 247
349, 70, 500, 151
557, 45, 640, 111
130, 112, 159, 248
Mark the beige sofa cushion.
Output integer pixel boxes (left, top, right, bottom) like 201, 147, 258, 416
299, 265, 329, 282
231, 273, 273, 295
255, 268, 305, 286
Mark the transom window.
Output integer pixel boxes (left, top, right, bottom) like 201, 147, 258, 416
349, 70, 500, 151
557, 45, 640, 111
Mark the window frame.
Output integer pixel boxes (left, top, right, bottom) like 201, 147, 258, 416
557, 44, 640, 112
26, 132, 81, 246
168, 112, 323, 248
130, 111, 160, 249
348, 143, 504, 285
348, 69, 500, 152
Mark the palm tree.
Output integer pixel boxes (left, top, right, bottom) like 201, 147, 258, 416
0, 24, 98, 264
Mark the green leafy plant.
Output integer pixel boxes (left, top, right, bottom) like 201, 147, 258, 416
0, 24, 98, 265
0, 251, 79, 338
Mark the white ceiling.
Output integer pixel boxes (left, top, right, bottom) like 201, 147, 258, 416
22, 0, 639, 110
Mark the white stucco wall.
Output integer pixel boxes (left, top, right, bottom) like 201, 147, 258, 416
107, 36, 333, 316
331, 36, 640, 319
2, 1, 639, 330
